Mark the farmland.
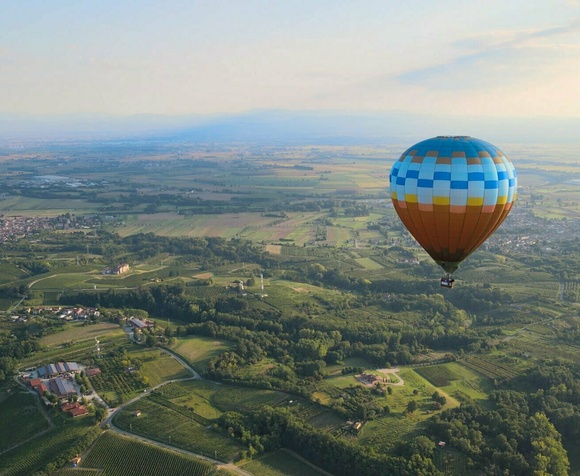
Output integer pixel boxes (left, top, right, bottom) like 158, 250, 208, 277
0, 141, 579, 474
79, 431, 227, 476
39, 321, 123, 347
241, 449, 329, 476
113, 396, 245, 462
88, 344, 191, 406
153, 379, 293, 418
0, 415, 95, 476
0, 385, 50, 453
170, 335, 234, 373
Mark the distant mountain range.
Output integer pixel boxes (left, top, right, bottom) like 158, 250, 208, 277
1, 110, 579, 145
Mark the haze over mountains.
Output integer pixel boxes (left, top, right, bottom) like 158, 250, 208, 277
1, 110, 579, 145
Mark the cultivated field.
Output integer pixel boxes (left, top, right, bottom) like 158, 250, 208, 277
0, 416, 95, 476
241, 449, 329, 476
114, 397, 245, 462
80, 431, 223, 476
414, 362, 492, 406
170, 336, 233, 373
131, 348, 192, 386
39, 322, 123, 347
0, 388, 50, 453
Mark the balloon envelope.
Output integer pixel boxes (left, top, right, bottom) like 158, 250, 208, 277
390, 136, 517, 273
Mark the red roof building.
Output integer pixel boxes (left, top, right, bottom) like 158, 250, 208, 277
61, 402, 88, 417
70, 406, 88, 417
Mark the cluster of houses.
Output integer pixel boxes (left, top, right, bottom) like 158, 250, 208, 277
0, 214, 101, 242
101, 263, 130, 275
0, 215, 54, 242
11, 306, 100, 323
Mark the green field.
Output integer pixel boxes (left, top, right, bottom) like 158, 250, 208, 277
114, 397, 245, 462
88, 345, 191, 405
353, 257, 383, 270
357, 414, 424, 453
155, 380, 290, 416
0, 387, 50, 453
53, 468, 102, 476
241, 449, 329, 476
414, 362, 493, 406
132, 348, 193, 386
170, 336, 233, 373
39, 321, 123, 347
0, 415, 95, 476
17, 332, 128, 370
80, 431, 223, 476
414, 364, 458, 387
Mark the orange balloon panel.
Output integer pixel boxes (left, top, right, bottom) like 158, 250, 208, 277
390, 136, 517, 273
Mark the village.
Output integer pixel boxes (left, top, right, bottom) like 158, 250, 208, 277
0, 213, 101, 242
10, 305, 101, 324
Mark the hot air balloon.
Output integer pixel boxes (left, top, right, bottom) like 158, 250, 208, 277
389, 136, 517, 287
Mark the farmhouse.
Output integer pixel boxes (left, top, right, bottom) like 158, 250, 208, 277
34, 383, 48, 396
29, 378, 43, 387
38, 362, 80, 378
357, 372, 379, 385
86, 367, 101, 377
128, 317, 155, 330
61, 402, 88, 417
49, 377, 77, 399
101, 263, 130, 275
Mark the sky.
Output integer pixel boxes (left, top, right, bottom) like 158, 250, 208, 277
2, 0, 580, 119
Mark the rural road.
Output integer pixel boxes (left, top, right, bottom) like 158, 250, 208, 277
101, 347, 200, 426
99, 346, 256, 475
376, 368, 405, 386
106, 426, 253, 476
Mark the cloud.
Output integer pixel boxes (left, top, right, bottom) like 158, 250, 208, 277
395, 17, 580, 90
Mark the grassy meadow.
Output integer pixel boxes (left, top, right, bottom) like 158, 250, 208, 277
241, 449, 329, 476
170, 336, 234, 373
39, 321, 123, 347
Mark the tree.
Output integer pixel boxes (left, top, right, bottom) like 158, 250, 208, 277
405, 435, 435, 459
407, 400, 418, 413
528, 413, 569, 476
95, 406, 107, 422
432, 391, 446, 406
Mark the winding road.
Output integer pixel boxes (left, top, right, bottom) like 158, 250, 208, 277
99, 347, 253, 476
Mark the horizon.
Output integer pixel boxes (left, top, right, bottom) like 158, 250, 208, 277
1, 109, 580, 146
